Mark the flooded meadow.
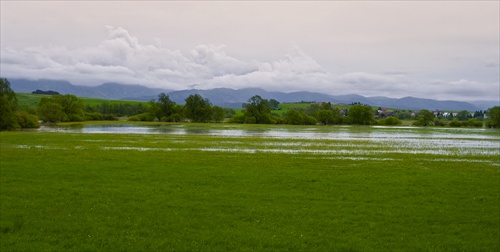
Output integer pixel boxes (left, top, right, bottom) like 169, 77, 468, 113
2, 124, 499, 251
30, 123, 500, 161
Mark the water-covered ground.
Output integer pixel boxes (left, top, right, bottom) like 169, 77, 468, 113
35, 124, 500, 158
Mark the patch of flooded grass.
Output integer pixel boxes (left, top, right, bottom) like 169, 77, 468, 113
1, 127, 499, 251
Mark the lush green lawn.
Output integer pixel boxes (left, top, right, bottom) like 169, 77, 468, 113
1, 126, 499, 251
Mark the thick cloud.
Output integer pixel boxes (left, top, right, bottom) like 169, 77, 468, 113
0, 26, 324, 90
200, 43, 331, 92
1, 26, 498, 101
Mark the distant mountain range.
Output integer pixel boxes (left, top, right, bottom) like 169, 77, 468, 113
9, 78, 496, 111
9, 79, 168, 100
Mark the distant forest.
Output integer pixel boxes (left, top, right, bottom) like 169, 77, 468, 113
32, 90, 60, 95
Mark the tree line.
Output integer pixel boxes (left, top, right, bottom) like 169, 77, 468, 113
2, 77, 500, 130
1, 78, 40, 130
133, 93, 500, 128
129, 93, 227, 123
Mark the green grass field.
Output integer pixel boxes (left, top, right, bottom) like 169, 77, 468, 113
1, 124, 499, 251
16, 93, 317, 112
16, 93, 145, 107
16, 93, 52, 107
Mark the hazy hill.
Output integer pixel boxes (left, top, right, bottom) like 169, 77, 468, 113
9, 79, 81, 94
93, 83, 169, 100
165, 88, 361, 108
166, 88, 480, 110
8, 78, 491, 110
9, 79, 168, 100
354, 96, 481, 111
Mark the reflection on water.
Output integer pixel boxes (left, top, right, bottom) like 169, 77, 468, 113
38, 124, 500, 145
39, 124, 499, 139
39, 124, 278, 136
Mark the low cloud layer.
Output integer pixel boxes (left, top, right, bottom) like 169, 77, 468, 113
1, 26, 498, 101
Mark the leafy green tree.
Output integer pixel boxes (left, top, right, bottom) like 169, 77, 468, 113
15, 111, 40, 128
184, 94, 212, 122
485, 106, 500, 128
0, 78, 18, 130
85, 102, 147, 117
18, 105, 37, 116
434, 119, 446, 126
331, 108, 344, 124
243, 95, 272, 124
413, 109, 435, 126
158, 93, 177, 117
243, 116, 257, 124
168, 113, 184, 122
378, 116, 402, 126
303, 113, 318, 125
317, 109, 334, 125
224, 108, 236, 118
268, 99, 280, 110
286, 109, 303, 125
37, 94, 84, 122
54, 94, 85, 121
321, 102, 333, 110
466, 118, 483, 128
211, 106, 225, 122
449, 119, 461, 127
128, 112, 155, 122
38, 99, 64, 122
285, 110, 316, 125
148, 99, 162, 121
85, 112, 104, 121
447, 112, 454, 120
473, 110, 484, 119
456, 110, 471, 121
305, 103, 321, 117
348, 104, 374, 125
147, 93, 182, 122
228, 114, 245, 123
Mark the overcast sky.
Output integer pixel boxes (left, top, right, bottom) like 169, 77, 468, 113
1, 1, 499, 101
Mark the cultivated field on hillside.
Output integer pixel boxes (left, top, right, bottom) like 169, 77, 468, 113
16, 93, 145, 107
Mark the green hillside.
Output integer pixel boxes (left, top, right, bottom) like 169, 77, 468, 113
16, 93, 51, 107
16, 93, 146, 108
80, 97, 146, 106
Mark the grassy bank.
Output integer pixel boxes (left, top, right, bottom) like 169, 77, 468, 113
0, 128, 499, 251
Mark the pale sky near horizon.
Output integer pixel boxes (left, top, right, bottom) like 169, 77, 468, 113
1, 0, 499, 101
